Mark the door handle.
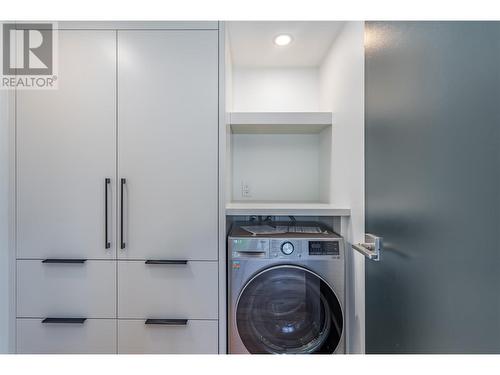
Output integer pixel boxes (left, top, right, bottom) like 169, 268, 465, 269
42, 318, 86, 324
145, 260, 188, 265
105, 178, 111, 249
145, 319, 188, 326
120, 178, 126, 250
352, 234, 382, 261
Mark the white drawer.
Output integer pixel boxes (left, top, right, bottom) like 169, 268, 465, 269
118, 319, 218, 354
17, 260, 116, 318
16, 318, 116, 354
118, 260, 218, 319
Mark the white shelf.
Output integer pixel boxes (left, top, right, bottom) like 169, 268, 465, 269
229, 112, 333, 134
225, 202, 350, 217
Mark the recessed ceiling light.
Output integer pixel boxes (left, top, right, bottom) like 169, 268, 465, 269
274, 34, 293, 47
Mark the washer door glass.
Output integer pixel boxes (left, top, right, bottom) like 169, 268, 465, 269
236, 265, 343, 354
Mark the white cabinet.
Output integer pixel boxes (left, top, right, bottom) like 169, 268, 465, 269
15, 26, 221, 354
118, 320, 218, 354
117, 30, 219, 261
118, 261, 218, 319
16, 30, 116, 260
115, 30, 220, 352
17, 318, 116, 354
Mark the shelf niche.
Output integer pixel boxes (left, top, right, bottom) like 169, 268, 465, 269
228, 111, 333, 205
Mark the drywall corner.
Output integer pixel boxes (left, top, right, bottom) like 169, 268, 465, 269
319, 20, 365, 354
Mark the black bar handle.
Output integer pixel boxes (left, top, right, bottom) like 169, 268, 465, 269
42, 259, 87, 264
145, 319, 188, 325
145, 260, 188, 265
120, 178, 126, 250
42, 318, 86, 324
105, 178, 111, 249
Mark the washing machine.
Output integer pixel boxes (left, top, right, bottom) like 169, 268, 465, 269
228, 222, 345, 354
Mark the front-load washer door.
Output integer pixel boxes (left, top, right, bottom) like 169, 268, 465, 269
236, 265, 343, 354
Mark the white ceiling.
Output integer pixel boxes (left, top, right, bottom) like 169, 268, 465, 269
227, 21, 345, 67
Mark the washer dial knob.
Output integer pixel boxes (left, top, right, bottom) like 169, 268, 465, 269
281, 241, 294, 255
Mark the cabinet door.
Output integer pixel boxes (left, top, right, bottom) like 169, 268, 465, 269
17, 30, 116, 259
117, 261, 218, 319
117, 30, 218, 260
118, 320, 218, 354
365, 22, 500, 353
17, 318, 116, 354
17, 260, 116, 318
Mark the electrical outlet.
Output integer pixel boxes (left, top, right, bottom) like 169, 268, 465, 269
241, 181, 252, 198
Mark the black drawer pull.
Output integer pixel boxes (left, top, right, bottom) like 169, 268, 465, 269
42, 259, 87, 264
145, 260, 188, 265
42, 318, 86, 324
145, 319, 188, 325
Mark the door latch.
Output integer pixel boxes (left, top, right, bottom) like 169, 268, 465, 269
352, 234, 382, 261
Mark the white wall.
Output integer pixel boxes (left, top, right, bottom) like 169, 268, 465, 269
232, 67, 319, 112
0, 89, 13, 353
319, 21, 365, 353
231, 133, 324, 203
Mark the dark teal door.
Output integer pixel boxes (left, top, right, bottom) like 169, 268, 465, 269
365, 21, 500, 353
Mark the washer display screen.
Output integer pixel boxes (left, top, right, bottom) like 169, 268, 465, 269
236, 265, 343, 354
309, 241, 340, 256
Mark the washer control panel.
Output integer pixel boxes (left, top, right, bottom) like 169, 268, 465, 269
230, 237, 343, 260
